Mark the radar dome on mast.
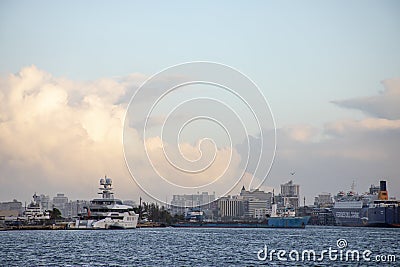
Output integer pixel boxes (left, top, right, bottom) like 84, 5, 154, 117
98, 175, 114, 199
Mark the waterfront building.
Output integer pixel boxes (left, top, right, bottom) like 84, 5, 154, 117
254, 208, 267, 220
0, 199, 23, 215
36, 194, 52, 211
239, 186, 273, 218
217, 196, 244, 220
52, 193, 69, 217
240, 187, 271, 201
170, 192, 216, 215
248, 200, 267, 219
0, 210, 19, 219
65, 200, 90, 218
281, 180, 300, 209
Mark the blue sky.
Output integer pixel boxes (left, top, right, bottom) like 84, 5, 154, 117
0, 1, 399, 203
1, 1, 399, 126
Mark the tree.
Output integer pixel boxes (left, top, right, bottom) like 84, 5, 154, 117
141, 202, 174, 224
49, 208, 62, 220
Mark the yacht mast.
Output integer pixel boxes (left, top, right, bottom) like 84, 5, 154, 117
99, 175, 114, 199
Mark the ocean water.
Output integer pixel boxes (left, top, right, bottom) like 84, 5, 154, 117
1, 226, 399, 266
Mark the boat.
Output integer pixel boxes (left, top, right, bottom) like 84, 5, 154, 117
24, 193, 50, 221
332, 191, 369, 227
332, 180, 400, 227
366, 199, 400, 227
171, 217, 310, 228
266, 203, 310, 228
69, 177, 138, 229
171, 204, 310, 229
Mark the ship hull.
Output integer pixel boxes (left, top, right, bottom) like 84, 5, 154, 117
333, 206, 400, 228
365, 206, 400, 228
171, 216, 310, 229
69, 214, 139, 229
332, 207, 368, 227
92, 215, 139, 229
267, 216, 310, 228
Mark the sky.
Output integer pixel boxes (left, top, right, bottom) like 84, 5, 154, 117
0, 1, 399, 205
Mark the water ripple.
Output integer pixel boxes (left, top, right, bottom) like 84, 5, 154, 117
1, 226, 399, 266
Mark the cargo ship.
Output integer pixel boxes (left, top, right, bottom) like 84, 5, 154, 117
170, 218, 310, 228
171, 204, 310, 229
332, 180, 400, 227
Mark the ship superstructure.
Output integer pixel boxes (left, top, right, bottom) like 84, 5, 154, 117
71, 177, 138, 229
24, 193, 50, 221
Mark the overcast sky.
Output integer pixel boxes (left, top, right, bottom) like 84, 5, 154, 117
0, 1, 399, 205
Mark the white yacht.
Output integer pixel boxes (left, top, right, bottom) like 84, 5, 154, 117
72, 177, 138, 229
24, 193, 50, 220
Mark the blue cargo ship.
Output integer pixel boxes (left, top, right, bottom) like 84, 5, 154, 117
172, 204, 310, 229
171, 216, 310, 229
267, 216, 310, 228
332, 180, 400, 227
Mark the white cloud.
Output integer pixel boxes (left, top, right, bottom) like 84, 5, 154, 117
331, 78, 400, 119
0, 66, 248, 203
281, 124, 320, 142
325, 118, 400, 136
0, 66, 138, 201
137, 137, 243, 195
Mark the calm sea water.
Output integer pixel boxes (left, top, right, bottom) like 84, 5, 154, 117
1, 226, 399, 266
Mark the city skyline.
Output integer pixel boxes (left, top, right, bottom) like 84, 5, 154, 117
1, 177, 396, 210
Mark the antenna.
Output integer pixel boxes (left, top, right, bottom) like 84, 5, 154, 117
351, 180, 356, 192
272, 189, 275, 204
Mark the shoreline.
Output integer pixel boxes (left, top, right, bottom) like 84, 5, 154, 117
0, 222, 167, 231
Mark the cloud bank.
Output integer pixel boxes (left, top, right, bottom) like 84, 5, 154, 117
331, 78, 400, 120
0, 66, 247, 203
0, 66, 145, 201
239, 80, 400, 201
0, 66, 399, 204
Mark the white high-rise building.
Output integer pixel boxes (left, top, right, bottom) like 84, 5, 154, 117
218, 196, 244, 219
281, 180, 300, 209
239, 186, 273, 218
52, 193, 69, 217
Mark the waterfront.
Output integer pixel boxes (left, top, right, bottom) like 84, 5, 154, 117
1, 226, 399, 266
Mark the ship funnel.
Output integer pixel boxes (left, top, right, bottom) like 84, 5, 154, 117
378, 180, 388, 200
380, 181, 387, 191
